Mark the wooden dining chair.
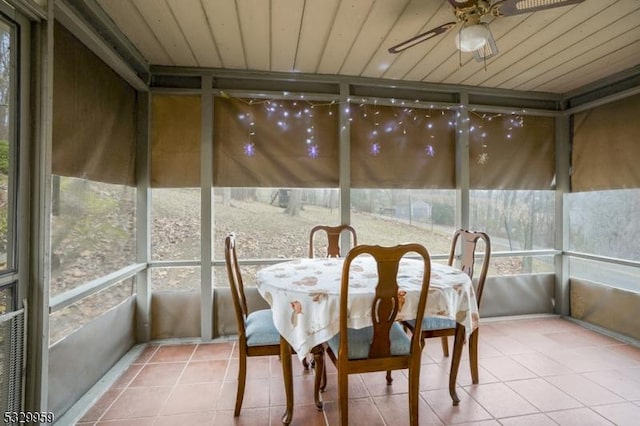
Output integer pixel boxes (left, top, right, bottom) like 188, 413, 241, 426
303, 224, 357, 371
403, 229, 491, 386
308, 224, 357, 258
224, 233, 283, 416
324, 243, 431, 426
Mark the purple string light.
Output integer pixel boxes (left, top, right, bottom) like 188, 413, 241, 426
244, 142, 255, 157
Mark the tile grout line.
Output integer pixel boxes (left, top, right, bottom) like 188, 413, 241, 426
154, 342, 199, 423
93, 344, 159, 425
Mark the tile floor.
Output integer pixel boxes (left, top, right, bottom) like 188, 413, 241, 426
75, 317, 640, 425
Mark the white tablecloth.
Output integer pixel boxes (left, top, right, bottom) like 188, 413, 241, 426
256, 257, 478, 360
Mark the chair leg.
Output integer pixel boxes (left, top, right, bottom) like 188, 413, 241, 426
469, 328, 479, 384
320, 358, 327, 391
408, 365, 420, 426
385, 370, 393, 385
302, 357, 310, 370
311, 345, 325, 410
281, 338, 294, 425
441, 336, 450, 357
448, 324, 465, 406
338, 366, 349, 426
234, 350, 247, 416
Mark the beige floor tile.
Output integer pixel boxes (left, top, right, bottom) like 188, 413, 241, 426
591, 402, 640, 426
497, 413, 557, 426
421, 388, 492, 424
269, 374, 319, 407
148, 344, 196, 363
479, 356, 537, 382
154, 411, 215, 426
214, 407, 271, 426
322, 398, 385, 426
100, 386, 173, 420
552, 347, 632, 373
546, 407, 614, 425
79, 388, 123, 422
481, 334, 537, 356
465, 382, 538, 418
372, 393, 443, 426
584, 369, 640, 400
546, 374, 625, 406
417, 362, 452, 391
454, 359, 499, 386
160, 382, 223, 415
506, 378, 582, 411
191, 341, 235, 361
217, 379, 270, 411
360, 371, 409, 396
179, 359, 229, 384
320, 373, 370, 402
510, 352, 572, 377
128, 362, 185, 387
110, 364, 143, 389
269, 404, 327, 426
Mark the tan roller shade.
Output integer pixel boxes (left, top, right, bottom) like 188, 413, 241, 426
350, 105, 456, 188
214, 97, 339, 187
572, 94, 640, 192
52, 21, 136, 186
150, 95, 201, 188
469, 113, 555, 189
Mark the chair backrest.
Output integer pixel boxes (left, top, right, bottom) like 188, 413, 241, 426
447, 229, 491, 305
308, 225, 357, 258
224, 233, 248, 337
339, 244, 431, 359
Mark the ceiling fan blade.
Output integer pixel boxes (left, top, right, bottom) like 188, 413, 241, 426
388, 22, 457, 54
473, 26, 498, 62
447, 0, 478, 9
491, 0, 585, 17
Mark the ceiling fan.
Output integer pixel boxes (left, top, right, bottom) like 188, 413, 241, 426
388, 0, 585, 62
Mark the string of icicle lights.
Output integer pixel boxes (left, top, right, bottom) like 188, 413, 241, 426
231, 94, 525, 164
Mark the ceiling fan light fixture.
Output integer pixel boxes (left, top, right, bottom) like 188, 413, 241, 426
455, 23, 490, 52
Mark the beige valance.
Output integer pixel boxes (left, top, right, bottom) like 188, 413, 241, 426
52, 21, 137, 186
572, 94, 640, 192
350, 105, 456, 188
213, 97, 339, 187
469, 113, 555, 190
150, 95, 202, 188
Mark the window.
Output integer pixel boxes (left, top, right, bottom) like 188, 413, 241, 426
49, 278, 134, 345
151, 188, 201, 261
50, 177, 136, 297
213, 187, 340, 287
0, 16, 18, 318
567, 189, 640, 262
0, 20, 15, 274
351, 189, 456, 255
567, 189, 640, 292
470, 190, 555, 275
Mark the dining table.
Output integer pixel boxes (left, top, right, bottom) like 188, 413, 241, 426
256, 256, 479, 425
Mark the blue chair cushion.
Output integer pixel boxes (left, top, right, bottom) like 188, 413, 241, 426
327, 322, 411, 360
245, 309, 281, 347
405, 317, 457, 331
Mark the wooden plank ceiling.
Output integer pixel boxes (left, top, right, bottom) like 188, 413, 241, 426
96, 0, 640, 94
